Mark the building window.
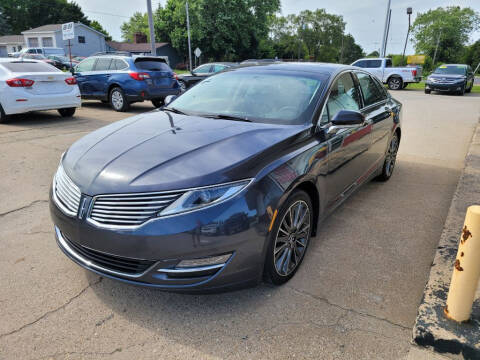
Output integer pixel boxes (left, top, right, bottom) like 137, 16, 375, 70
27, 37, 39, 47
78, 36, 85, 44
42, 37, 53, 47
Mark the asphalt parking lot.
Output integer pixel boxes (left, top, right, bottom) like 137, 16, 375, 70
0, 91, 479, 360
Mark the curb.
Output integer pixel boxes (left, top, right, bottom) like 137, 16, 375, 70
413, 119, 480, 359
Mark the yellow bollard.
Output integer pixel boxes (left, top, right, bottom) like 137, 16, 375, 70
444, 205, 480, 322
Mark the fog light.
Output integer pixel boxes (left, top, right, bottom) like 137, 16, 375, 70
176, 253, 232, 268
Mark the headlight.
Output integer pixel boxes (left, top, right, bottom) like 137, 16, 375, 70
159, 179, 252, 216
455, 78, 466, 83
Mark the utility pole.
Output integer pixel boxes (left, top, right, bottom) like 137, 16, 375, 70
402, 7, 413, 59
432, 31, 441, 66
380, 0, 391, 57
384, 9, 392, 56
146, 0, 156, 56
186, 0, 193, 72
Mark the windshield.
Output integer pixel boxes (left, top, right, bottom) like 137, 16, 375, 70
170, 71, 323, 125
434, 65, 466, 75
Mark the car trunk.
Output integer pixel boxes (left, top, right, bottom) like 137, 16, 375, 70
134, 58, 176, 89
13, 72, 71, 95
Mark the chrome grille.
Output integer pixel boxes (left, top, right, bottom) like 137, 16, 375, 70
89, 191, 184, 227
430, 78, 457, 84
53, 165, 81, 217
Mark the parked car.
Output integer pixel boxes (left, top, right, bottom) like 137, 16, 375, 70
351, 57, 422, 90
73, 54, 181, 111
0, 59, 81, 122
47, 55, 78, 71
176, 62, 236, 92
72, 56, 86, 63
50, 63, 402, 292
11, 47, 65, 58
425, 64, 475, 95
19, 54, 56, 67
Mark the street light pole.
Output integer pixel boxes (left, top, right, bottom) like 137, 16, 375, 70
402, 7, 412, 59
186, 0, 193, 72
380, 0, 391, 57
146, 0, 156, 56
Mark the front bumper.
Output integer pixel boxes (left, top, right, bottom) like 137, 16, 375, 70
50, 185, 269, 292
425, 82, 464, 92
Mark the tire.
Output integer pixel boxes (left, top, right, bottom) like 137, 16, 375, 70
58, 107, 76, 117
264, 190, 313, 285
109, 87, 129, 112
376, 132, 399, 182
457, 85, 465, 96
387, 77, 403, 90
0, 104, 8, 123
424, 89, 431, 94
178, 80, 187, 92
151, 98, 164, 108
466, 86, 472, 93
402, 83, 408, 89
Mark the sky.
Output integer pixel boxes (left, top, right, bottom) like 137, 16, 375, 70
75, 0, 480, 55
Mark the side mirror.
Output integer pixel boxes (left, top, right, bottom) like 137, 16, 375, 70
164, 95, 177, 106
331, 110, 365, 126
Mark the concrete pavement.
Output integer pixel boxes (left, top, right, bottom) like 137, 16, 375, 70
0, 92, 479, 359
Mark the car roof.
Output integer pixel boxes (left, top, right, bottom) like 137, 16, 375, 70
229, 62, 350, 76
439, 64, 468, 67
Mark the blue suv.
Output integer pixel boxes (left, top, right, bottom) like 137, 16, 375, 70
73, 54, 181, 111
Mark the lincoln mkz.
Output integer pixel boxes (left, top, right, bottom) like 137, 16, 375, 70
50, 63, 402, 292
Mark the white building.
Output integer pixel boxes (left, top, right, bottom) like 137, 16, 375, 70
21, 23, 107, 57
0, 35, 25, 57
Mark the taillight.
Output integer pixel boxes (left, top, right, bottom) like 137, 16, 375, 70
129, 72, 151, 81
65, 77, 77, 85
6, 78, 35, 87
173, 72, 179, 80
412, 69, 417, 77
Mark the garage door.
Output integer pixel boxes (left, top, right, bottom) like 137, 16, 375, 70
0, 46, 7, 58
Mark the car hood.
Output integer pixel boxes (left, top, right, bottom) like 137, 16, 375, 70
63, 110, 308, 195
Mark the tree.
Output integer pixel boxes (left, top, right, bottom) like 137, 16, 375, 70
339, 34, 364, 64
366, 50, 379, 57
0, 5, 12, 36
0, 0, 90, 34
90, 20, 112, 41
120, 12, 149, 42
463, 40, 480, 70
411, 6, 480, 63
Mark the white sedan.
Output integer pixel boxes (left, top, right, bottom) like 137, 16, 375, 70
0, 58, 81, 122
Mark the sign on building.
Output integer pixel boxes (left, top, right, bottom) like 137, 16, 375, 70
62, 22, 75, 41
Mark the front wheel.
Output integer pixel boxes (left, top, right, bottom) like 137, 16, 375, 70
388, 77, 403, 90
178, 80, 187, 92
151, 98, 164, 108
457, 85, 466, 96
58, 107, 76, 117
110, 87, 129, 112
425, 88, 431, 94
377, 133, 399, 182
264, 190, 313, 285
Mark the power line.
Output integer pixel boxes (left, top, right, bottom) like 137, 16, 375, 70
83, 9, 131, 18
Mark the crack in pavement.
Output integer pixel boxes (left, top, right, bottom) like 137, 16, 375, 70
0, 199, 48, 218
284, 285, 411, 331
0, 277, 102, 339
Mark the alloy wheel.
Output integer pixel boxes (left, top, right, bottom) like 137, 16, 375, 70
385, 135, 399, 177
273, 200, 311, 276
389, 78, 402, 90
111, 90, 124, 110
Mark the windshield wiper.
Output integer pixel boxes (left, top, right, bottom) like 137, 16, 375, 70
163, 107, 187, 115
201, 114, 252, 122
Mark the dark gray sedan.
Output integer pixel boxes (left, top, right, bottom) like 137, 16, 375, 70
50, 63, 402, 292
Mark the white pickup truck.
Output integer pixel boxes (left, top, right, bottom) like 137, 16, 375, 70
351, 58, 422, 90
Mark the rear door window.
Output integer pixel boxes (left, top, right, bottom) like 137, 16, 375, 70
365, 60, 382, 68
75, 57, 96, 72
134, 59, 170, 71
194, 64, 212, 74
356, 72, 386, 107
94, 57, 112, 71
1, 61, 60, 73
111, 59, 128, 70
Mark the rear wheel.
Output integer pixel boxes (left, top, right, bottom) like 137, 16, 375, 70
151, 98, 164, 108
58, 107, 76, 117
388, 77, 403, 90
178, 80, 187, 92
264, 190, 313, 285
110, 87, 129, 112
377, 133, 399, 181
